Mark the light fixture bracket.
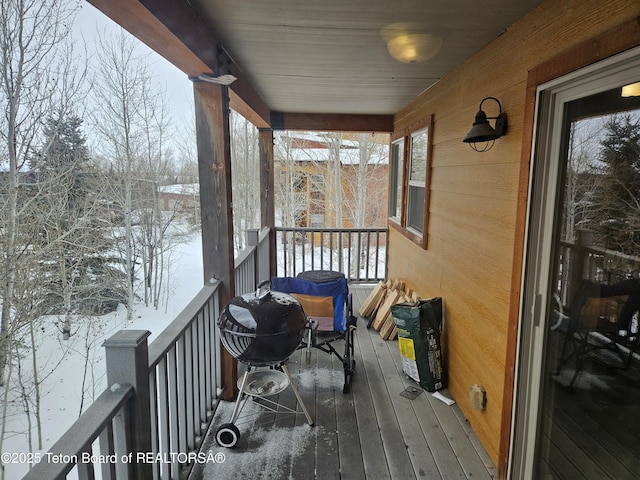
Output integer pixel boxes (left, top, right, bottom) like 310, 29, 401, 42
189, 72, 237, 86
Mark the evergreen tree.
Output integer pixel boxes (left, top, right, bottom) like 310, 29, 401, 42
587, 114, 640, 255
30, 116, 126, 334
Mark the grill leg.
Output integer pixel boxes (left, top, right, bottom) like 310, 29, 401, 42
281, 364, 314, 426
229, 369, 250, 424
306, 327, 313, 364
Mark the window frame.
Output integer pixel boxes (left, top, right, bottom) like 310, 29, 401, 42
388, 115, 433, 249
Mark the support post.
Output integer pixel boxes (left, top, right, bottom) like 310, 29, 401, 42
103, 330, 152, 479
259, 128, 277, 278
569, 228, 593, 301
193, 78, 237, 401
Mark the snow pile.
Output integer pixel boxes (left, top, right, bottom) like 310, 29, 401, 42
204, 400, 317, 480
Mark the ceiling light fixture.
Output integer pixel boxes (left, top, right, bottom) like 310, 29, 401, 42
381, 23, 442, 64
621, 82, 640, 97
463, 97, 508, 152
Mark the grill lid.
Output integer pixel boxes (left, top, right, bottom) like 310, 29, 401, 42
218, 289, 306, 366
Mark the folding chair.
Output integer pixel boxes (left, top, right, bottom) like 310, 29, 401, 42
553, 278, 640, 387
271, 270, 357, 393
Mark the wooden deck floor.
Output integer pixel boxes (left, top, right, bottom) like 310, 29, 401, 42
191, 285, 497, 480
540, 332, 640, 479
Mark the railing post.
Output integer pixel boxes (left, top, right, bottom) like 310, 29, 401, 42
247, 229, 260, 289
569, 228, 592, 301
255, 228, 271, 284
103, 330, 153, 479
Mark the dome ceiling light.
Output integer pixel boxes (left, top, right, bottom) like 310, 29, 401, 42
381, 23, 442, 64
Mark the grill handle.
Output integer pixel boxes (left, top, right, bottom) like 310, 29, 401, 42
256, 279, 271, 300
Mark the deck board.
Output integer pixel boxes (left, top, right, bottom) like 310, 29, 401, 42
191, 285, 497, 480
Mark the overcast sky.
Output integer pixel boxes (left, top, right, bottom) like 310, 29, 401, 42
73, 2, 195, 125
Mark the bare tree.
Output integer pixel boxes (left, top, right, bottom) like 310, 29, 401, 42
230, 110, 260, 252
0, 0, 83, 383
91, 30, 153, 318
0, 3, 86, 472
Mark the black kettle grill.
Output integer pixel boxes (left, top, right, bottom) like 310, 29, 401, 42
215, 286, 314, 448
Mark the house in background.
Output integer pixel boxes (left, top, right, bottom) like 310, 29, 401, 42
276, 132, 389, 232
82, 1, 640, 478
158, 183, 200, 221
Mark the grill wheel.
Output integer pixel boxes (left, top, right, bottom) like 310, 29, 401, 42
215, 423, 241, 448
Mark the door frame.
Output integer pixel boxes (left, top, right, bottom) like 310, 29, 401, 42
509, 46, 640, 479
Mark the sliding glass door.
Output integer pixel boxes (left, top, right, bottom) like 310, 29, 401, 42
513, 49, 640, 479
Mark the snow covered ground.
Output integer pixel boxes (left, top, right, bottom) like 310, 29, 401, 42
2, 227, 204, 480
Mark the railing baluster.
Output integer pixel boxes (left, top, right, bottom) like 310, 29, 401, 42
375, 230, 380, 280
365, 231, 371, 281
177, 335, 188, 456
198, 310, 207, 428
301, 229, 306, 273
355, 231, 359, 281
157, 359, 171, 480
148, 370, 160, 480
191, 324, 201, 440
292, 229, 297, 276
98, 422, 116, 480
113, 402, 132, 479
76, 449, 95, 480
302, 228, 316, 270
167, 346, 180, 479
204, 296, 216, 402
212, 297, 221, 398
185, 326, 195, 449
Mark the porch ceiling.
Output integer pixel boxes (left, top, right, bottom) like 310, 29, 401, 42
88, 0, 542, 129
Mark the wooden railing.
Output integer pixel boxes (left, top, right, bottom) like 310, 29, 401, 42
557, 229, 640, 305
24, 282, 222, 480
275, 226, 387, 283
235, 228, 272, 295
21, 225, 382, 479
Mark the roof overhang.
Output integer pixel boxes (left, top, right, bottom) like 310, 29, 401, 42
87, 0, 542, 132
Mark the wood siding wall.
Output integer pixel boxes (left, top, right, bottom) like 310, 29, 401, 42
387, 0, 640, 471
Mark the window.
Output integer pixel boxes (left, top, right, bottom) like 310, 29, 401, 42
388, 116, 433, 248
389, 138, 404, 221
407, 128, 428, 233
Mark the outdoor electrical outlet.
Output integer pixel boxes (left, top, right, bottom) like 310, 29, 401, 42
469, 384, 487, 410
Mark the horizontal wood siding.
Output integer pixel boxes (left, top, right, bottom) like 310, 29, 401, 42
387, 0, 640, 471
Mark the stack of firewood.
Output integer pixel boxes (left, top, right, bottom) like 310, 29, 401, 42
359, 278, 419, 340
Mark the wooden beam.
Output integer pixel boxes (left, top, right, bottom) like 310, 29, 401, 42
138, 0, 271, 127
271, 112, 394, 132
88, 0, 271, 128
193, 81, 237, 401
88, 0, 209, 76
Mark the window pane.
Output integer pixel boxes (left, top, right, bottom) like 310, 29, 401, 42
389, 139, 404, 219
410, 129, 428, 183
407, 185, 425, 232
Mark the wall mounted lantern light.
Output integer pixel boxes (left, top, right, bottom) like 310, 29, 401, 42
462, 97, 508, 152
